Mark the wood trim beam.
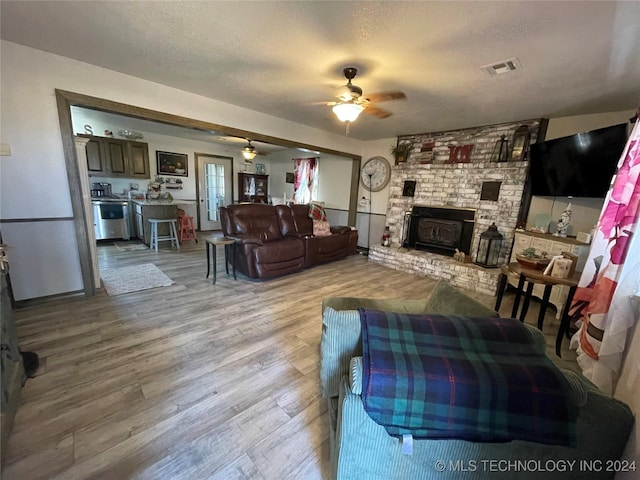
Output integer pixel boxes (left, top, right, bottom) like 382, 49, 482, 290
55, 89, 361, 160
55, 90, 95, 296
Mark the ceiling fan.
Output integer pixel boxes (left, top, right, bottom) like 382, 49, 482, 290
328, 67, 406, 126
241, 139, 268, 163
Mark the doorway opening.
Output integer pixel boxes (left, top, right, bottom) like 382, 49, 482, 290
55, 89, 361, 296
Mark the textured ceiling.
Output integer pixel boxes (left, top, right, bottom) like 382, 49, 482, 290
2, 1, 639, 140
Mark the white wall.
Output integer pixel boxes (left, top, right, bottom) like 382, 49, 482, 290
316, 155, 353, 210
0, 40, 366, 300
356, 138, 396, 247
267, 150, 297, 204
545, 111, 635, 141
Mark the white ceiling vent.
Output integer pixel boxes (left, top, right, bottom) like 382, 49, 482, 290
482, 57, 521, 76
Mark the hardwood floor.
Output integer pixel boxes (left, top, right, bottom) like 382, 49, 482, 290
3, 236, 578, 479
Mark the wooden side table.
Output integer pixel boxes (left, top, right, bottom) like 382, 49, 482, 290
495, 262, 580, 357
205, 237, 236, 284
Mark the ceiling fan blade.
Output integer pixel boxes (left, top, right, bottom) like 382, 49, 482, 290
307, 101, 338, 107
364, 105, 393, 119
365, 91, 407, 103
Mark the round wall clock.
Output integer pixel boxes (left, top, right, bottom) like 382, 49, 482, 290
361, 156, 391, 192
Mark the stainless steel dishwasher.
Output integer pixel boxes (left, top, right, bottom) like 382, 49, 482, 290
92, 200, 130, 240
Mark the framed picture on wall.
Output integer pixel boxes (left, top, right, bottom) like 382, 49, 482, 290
156, 151, 188, 176
285, 172, 295, 184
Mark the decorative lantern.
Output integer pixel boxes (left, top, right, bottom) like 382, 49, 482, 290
475, 223, 503, 268
491, 135, 510, 162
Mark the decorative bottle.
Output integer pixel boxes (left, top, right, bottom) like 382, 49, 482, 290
381, 227, 391, 247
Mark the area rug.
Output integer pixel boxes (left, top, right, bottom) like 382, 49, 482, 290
114, 242, 149, 251
100, 263, 174, 296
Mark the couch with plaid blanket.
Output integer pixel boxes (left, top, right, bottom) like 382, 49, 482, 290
320, 280, 634, 480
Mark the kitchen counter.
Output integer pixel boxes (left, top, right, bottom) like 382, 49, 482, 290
129, 199, 197, 206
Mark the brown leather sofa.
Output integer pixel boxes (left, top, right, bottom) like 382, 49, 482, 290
219, 203, 358, 279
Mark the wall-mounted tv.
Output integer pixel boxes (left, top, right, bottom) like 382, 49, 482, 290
529, 123, 628, 198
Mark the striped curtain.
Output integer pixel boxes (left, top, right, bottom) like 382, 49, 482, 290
570, 121, 640, 394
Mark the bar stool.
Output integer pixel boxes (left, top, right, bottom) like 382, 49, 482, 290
177, 208, 197, 244
148, 219, 180, 253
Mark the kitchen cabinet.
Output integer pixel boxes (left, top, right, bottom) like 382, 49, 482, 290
128, 142, 150, 177
507, 230, 590, 318
78, 134, 150, 179
238, 173, 268, 203
84, 136, 106, 174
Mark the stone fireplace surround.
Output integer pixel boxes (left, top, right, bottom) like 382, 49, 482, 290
369, 119, 541, 296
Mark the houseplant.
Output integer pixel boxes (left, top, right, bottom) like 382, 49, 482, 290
390, 142, 413, 164
516, 247, 550, 270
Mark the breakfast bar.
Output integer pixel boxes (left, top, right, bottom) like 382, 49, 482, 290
130, 199, 197, 246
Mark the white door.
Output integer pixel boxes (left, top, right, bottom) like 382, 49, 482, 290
197, 154, 233, 231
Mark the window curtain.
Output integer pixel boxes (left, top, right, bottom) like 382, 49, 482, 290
292, 158, 318, 204
569, 120, 640, 394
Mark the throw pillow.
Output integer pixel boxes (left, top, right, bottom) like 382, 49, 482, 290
308, 202, 327, 221
313, 219, 332, 237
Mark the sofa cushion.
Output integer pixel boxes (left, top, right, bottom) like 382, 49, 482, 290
423, 279, 546, 354
275, 205, 299, 237
251, 238, 305, 264
227, 204, 282, 241
424, 279, 497, 317
313, 219, 332, 237
289, 204, 314, 236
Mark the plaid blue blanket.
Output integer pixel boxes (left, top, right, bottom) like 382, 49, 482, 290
359, 309, 576, 446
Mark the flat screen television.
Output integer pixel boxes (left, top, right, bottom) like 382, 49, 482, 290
529, 123, 628, 198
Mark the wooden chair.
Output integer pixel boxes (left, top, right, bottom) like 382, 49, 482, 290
177, 208, 197, 244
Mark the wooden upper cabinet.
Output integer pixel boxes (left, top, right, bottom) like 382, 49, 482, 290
77, 134, 150, 179
127, 141, 150, 178
104, 139, 127, 175
84, 136, 106, 174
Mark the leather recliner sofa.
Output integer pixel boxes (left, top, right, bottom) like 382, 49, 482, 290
219, 203, 358, 279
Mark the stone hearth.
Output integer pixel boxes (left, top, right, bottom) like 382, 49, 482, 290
369, 246, 501, 296
373, 119, 542, 293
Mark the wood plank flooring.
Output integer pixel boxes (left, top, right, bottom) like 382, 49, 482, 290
3, 236, 578, 479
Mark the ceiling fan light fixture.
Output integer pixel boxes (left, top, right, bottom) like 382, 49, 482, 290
332, 102, 364, 123
241, 142, 257, 161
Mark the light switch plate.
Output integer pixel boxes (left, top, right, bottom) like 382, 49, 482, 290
0, 143, 12, 156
